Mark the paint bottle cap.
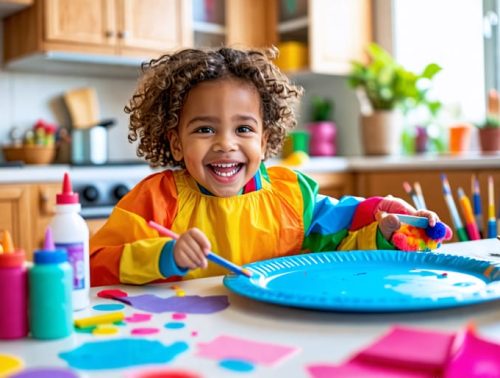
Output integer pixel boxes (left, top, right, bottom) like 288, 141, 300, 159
0, 249, 25, 268
33, 227, 68, 264
56, 172, 79, 205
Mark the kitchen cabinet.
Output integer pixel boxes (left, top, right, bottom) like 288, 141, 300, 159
191, 0, 276, 48
4, 0, 192, 64
31, 182, 59, 253
308, 172, 354, 198
275, 0, 372, 75
0, 182, 106, 260
0, 0, 32, 18
0, 184, 32, 254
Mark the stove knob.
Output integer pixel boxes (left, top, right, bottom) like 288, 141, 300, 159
113, 184, 129, 200
82, 185, 99, 203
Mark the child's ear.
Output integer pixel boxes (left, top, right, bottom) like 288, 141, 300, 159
167, 130, 183, 161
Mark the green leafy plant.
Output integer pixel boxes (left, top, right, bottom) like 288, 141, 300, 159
348, 43, 442, 114
311, 96, 334, 121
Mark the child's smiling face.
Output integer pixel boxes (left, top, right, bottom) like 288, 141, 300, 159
169, 78, 267, 197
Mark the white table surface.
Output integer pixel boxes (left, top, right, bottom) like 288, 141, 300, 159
2, 239, 500, 378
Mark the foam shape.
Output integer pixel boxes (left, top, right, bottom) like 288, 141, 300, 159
445, 327, 500, 377
97, 289, 128, 299
357, 325, 454, 371
10, 367, 79, 378
0, 354, 24, 376
59, 339, 188, 370
307, 362, 435, 378
111, 294, 229, 314
196, 335, 299, 367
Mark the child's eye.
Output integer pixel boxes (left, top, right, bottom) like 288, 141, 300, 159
194, 126, 214, 134
237, 125, 253, 133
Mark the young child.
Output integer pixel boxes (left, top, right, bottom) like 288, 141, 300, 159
90, 47, 445, 287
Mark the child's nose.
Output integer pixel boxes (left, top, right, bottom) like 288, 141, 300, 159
213, 133, 237, 152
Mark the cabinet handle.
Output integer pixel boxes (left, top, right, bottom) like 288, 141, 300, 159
117, 31, 129, 39
40, 191, 55, 216
105, 30, 115, 38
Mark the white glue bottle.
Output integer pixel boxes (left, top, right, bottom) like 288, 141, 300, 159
51, 172, 90, 311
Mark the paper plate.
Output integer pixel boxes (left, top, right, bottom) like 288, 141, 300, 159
223, 251, 500, 312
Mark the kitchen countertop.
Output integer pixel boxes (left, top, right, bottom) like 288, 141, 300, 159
0, 153, 499, 183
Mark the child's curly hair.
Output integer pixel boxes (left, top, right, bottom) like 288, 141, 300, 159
126, 46, 304, 167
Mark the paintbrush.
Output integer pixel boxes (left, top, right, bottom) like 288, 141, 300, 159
147, 220, 252, 278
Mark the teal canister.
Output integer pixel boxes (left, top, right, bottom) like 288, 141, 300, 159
29, 228, 73, 339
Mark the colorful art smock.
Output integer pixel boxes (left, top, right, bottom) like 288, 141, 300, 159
90, 164, 393, 286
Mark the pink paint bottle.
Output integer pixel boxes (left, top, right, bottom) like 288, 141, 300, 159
0, 231, 28, 339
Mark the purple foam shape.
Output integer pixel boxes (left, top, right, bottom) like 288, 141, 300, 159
113, 294, 229, 314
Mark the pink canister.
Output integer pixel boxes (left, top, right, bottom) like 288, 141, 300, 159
0, 249, 28, 339
308, 121, 336, 156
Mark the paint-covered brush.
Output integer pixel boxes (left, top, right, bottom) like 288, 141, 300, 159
147, 220, 252, 278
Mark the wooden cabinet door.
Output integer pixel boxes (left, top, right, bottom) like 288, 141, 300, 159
226, 0, 277, 48
309, 0, 372, 74
308, 172, 354, 198
31, 183, 60, 252
0, 184, 31, 253
44, 0, 116, 47
118, 0, 191, 55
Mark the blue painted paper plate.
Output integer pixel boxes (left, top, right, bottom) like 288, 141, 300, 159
223, 251, 500, 312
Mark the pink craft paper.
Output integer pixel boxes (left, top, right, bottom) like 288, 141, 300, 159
131, 328, 160, 335
125, 313, 152, 323
307, 362, 436, 378
357, 325, 454, 372
196, 335, 299, 366
445, 327, 500, 377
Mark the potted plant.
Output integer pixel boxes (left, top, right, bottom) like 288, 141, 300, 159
307, 96, 336, 156
348, 43, 441, 155
478, 89, 500, 152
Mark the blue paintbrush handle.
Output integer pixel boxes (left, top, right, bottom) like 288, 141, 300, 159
396, 214, 429, 228
488, 220, 497, 239
207, 252, 249, 277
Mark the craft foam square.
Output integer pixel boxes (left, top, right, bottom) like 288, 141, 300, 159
357, 325, 455, 370
196, 335, 299, 366
445, 328, 500, 377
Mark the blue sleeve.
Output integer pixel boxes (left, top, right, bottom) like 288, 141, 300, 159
306, 194, 364, 236
159, 240, 189, 277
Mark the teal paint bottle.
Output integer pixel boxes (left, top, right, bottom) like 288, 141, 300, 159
29, 227, 73, 339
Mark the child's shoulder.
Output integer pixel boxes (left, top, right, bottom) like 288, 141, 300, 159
267, 165, 312, 182
126, 169, 180, 199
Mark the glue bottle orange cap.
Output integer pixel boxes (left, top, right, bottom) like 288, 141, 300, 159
1, 230, 15, 253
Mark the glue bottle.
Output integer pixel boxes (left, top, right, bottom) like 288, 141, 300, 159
50, 172, 90, 310
0, 230, 28, 339
29, 227, 73, 339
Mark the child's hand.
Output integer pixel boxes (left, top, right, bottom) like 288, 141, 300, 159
173, 228, 211, 270
376, 196, 439, 241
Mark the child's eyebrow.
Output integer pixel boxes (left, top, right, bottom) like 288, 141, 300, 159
232, 115, 258, 125
187, 116, 219, 126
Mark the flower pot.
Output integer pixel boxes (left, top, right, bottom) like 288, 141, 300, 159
448, 123, 472, 155
307, 121, 336, 156
414, 125, 428, 153
360, 111, 402, 155
478, 128, 500, 152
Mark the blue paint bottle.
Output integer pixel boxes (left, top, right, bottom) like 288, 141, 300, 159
29, 227, 73, 339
